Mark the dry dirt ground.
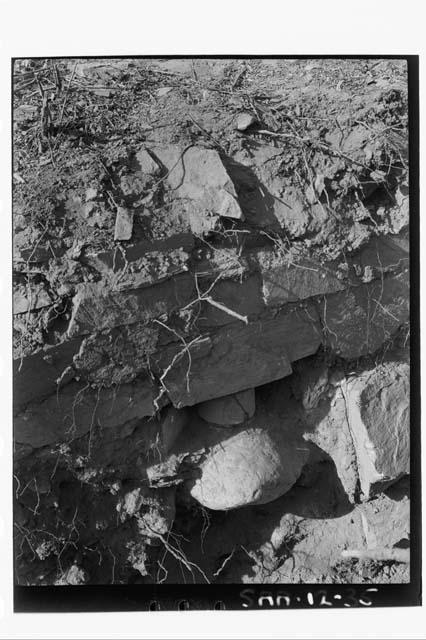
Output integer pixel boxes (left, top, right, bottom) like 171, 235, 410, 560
13, 58, 409, 586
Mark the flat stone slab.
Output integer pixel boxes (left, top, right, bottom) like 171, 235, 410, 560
14, 376, 159, 448
153, 304, 322, 408
197, 388, 255, 426
320, 270, 409, 359
261, 258, 345, 306
72, 322, 159, 386
355, 232, 409, 280
67, 273, 196, 337
14, 338, 82, 409
85, 233, 194, 274
147, 145, 244, 232
194, 274, 264, 329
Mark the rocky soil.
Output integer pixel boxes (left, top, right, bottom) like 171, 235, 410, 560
13, 58, 410, 586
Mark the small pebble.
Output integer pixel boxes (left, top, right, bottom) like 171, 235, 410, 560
85, 187, 98, 201
235, 112, 257, 132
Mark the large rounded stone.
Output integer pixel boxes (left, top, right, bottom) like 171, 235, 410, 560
189, 419, 308, 510
197, 389, 255, 426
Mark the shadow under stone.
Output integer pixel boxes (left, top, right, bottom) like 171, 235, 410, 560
221, 154, 281, 230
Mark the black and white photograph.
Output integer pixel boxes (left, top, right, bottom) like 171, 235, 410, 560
10, 55, 419, 613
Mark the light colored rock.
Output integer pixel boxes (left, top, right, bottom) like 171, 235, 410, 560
117, 486, 175, 545
197, 388, 255, 426
157, 87, 173, 97
188, 417, 309, 510
359, 362, 410, 487
341, 361, 409, 499
114, 206, 134, 241
296, 354, 409, 504
72, 60, 125, 79
148, 145, 244, 228
135, 148, 161, 175
55, 564, 88, 585
14, 214, 27, 232
305, 185, 318, 205
85, 186, 98, 201
13, 284, 52, 314
390, 184, 409, 233
235, 112, 257, 131
303, 383, 360, 503
288, 358, 359, 502
81, 201, 97, 219
146, 453, 186, 488
188, 210, 220, 235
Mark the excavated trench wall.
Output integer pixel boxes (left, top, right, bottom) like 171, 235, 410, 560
13, 59, 410, 584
